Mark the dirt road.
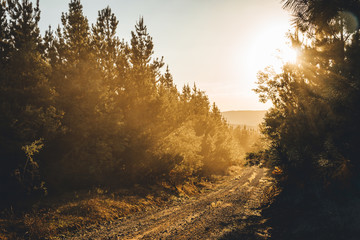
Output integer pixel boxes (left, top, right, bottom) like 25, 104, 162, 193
69, 167, 273, 239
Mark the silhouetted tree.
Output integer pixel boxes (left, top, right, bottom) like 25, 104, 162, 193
0, 0, 61, 204
256, 0, 360, 186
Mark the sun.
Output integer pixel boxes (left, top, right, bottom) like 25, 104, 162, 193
277, 45, 299, 64
246, 25, 298, 75
231, 22, 297, 110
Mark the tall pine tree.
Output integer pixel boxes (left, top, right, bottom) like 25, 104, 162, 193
0, 0, 61, 203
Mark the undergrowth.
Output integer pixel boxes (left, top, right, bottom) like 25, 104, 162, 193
0, 178, 214, 239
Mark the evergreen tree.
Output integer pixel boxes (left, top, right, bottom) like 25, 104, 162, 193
256, 0, 360, 185
0, 0, 9, 64
0, 0, 61, 204
92, 6, 121, 85
125, 17, 164, 103
90, 6, 129, 185
48, 0, 105, 186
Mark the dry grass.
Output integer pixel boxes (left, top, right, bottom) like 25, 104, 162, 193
23, 196, 156, 239
0, 181, 206, 239
0, 196, 152, 239
260, 184, 281, 206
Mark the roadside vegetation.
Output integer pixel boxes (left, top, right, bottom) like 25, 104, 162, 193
250, 0, 360, 238
0, 180, 214, 239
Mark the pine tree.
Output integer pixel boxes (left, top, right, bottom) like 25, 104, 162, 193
256, 0, 360, 184
54, 0, 103, 133
91, 6, 126, 126
129, 17, 154, 68
47, 0, 106, 186
0, 0, 61, 203
92, 6, 121, 85
125, 17, 164, 99
159, 65, 175, 89
0, 0, 10, 64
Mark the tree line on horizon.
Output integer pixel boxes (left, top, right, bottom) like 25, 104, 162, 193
0, 0, 260, 207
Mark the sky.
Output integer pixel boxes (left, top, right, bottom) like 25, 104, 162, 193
37, 0, 293, 111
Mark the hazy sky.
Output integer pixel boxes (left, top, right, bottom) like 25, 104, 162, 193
38, 0, 293, 111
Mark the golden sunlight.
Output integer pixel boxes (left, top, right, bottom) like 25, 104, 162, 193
246, 25, 297, 75
277, 45, 298, 64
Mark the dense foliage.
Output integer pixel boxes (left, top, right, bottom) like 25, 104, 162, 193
256, 0, 360, 187
0, 0, 256, 207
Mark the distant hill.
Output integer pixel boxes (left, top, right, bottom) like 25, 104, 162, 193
221, 110, 267, 127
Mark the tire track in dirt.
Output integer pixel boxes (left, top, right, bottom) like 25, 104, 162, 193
69, 166, 272, 239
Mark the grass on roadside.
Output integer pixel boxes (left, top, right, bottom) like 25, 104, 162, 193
0, 179, 212, 239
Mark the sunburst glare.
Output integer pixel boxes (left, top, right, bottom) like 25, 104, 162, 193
246, 25, 298, 75
276, 45, 299, 64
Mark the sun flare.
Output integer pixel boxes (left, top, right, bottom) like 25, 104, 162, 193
246, 25, 298, 75
277, 45, 298, 64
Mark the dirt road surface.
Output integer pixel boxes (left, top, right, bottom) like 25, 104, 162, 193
68, 166, 273, 239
